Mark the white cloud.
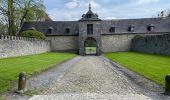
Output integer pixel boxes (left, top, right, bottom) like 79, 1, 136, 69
89, 1, 100, 8
131, 0, 160, 5
65, 0, 100, 9
49, 0, 101, 20
106, 17, 117, 19
47, 8, 80, 21
46, 0, 168, 21
65, 0, 78, 9
77, 0, 100, 9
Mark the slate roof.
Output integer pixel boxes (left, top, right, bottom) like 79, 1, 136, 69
79, 4, 101, 21
20, 17, 170, 36
20, 21, 79, 36
19, 3, 170, 36
101, 17, 170, 34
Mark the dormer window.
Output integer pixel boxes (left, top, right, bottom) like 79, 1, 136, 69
129, 25, 135, 32
109, 27, 115, 33
87, 14, 92, 18
66, 28, 70, 34
147, 24, 155, 31
48, 27, 53, 34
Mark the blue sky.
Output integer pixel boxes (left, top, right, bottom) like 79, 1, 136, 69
44, 0, 170, 21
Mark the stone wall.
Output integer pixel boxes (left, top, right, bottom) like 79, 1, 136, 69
101, 33, 164, 53
0, 35, 50, 58
47, 36, 78, 53
101, 34, 134, 53
131, 33, 170, 55
79, 21, 102, 55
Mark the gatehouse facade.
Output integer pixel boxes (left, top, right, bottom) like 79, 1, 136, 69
20, 4, 170, 56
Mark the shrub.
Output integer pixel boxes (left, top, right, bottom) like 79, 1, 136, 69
21, 29, 46, 40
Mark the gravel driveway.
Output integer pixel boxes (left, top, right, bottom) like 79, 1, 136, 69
29, 56, 169, 100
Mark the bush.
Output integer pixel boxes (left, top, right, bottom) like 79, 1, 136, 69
21, 29, 46, 40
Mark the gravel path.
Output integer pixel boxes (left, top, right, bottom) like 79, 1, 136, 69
5, 56, 82, 100
27, 56, 82, 90
29, 56, 168, 100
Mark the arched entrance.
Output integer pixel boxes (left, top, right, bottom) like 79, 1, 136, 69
84, 37, 97, 55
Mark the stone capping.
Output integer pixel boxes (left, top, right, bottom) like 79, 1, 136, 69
0, 35, 47, 41
101, 32, 170, 35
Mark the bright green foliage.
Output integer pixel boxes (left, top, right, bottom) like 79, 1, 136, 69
0, 0, 47, 35
21, 29, 46, 40
105, 52, 170, 86
0, 52, 76, 93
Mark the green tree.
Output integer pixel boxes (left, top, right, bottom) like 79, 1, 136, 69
8, 0, 15, 35
0, 0, 48, 35
21, 29, 46, 40
157, 9, 170, 17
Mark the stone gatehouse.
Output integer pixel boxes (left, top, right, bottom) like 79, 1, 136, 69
20, 4, 170, 56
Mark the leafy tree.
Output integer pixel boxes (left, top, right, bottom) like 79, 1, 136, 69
157, 10, 170, 17
21, 29, 46, 40
8, 0, 15, 35
0, 0, 48, 35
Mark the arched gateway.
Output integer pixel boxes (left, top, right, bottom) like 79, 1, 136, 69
84, 37, 98, 55
78, 4, 102, 56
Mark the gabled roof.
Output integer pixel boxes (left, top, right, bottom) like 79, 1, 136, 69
101, 17, 170, 34
79, 3, 101, 21
19, 21, 79, 36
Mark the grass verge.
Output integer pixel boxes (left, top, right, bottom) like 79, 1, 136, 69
105, 52, 170, 86
0, 52, 76, 93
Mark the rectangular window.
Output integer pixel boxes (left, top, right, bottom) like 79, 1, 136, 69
87, 24, 93, 34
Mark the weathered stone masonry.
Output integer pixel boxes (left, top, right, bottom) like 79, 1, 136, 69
0, 35, 50, 58
101, 33, 165, 53
47, 36, 78, 53
131, 33, 170, 56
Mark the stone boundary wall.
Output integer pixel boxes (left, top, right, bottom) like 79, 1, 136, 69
101, 33, 165, 53
131, 34, 170, 56
101, 34, 135, 53
47, 36, 78, 53
0, 35, 51, 58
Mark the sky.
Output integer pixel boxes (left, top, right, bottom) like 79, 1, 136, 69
44, 0, 170, 21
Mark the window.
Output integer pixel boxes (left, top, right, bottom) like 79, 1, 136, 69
48, 27, 53, 34
109, 27, 115, 33
128, 25, 135, 32
66, 28, 70, 34
87, 24, 93, 34
87, 14, 92, 18
147, 24, 155, 31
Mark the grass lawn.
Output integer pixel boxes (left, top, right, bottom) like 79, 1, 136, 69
0, 52, 76, 93
85, 47, 96, 55
105, 52, 170, 86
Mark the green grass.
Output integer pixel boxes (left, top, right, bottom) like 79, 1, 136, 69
85, 47, 96, 54
105, 52, 170, 86
0, 52, 76, 93
0, 96, 5, 100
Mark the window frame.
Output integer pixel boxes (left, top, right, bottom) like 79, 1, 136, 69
87, 24, 93, 35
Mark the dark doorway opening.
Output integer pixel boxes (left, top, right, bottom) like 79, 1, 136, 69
84, 37, 97, 55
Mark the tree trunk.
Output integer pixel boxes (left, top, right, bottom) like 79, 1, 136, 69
8, 0, 15, 36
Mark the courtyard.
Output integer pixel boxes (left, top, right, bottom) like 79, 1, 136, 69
1, 0, 170, 100
0, 52, 170, 100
